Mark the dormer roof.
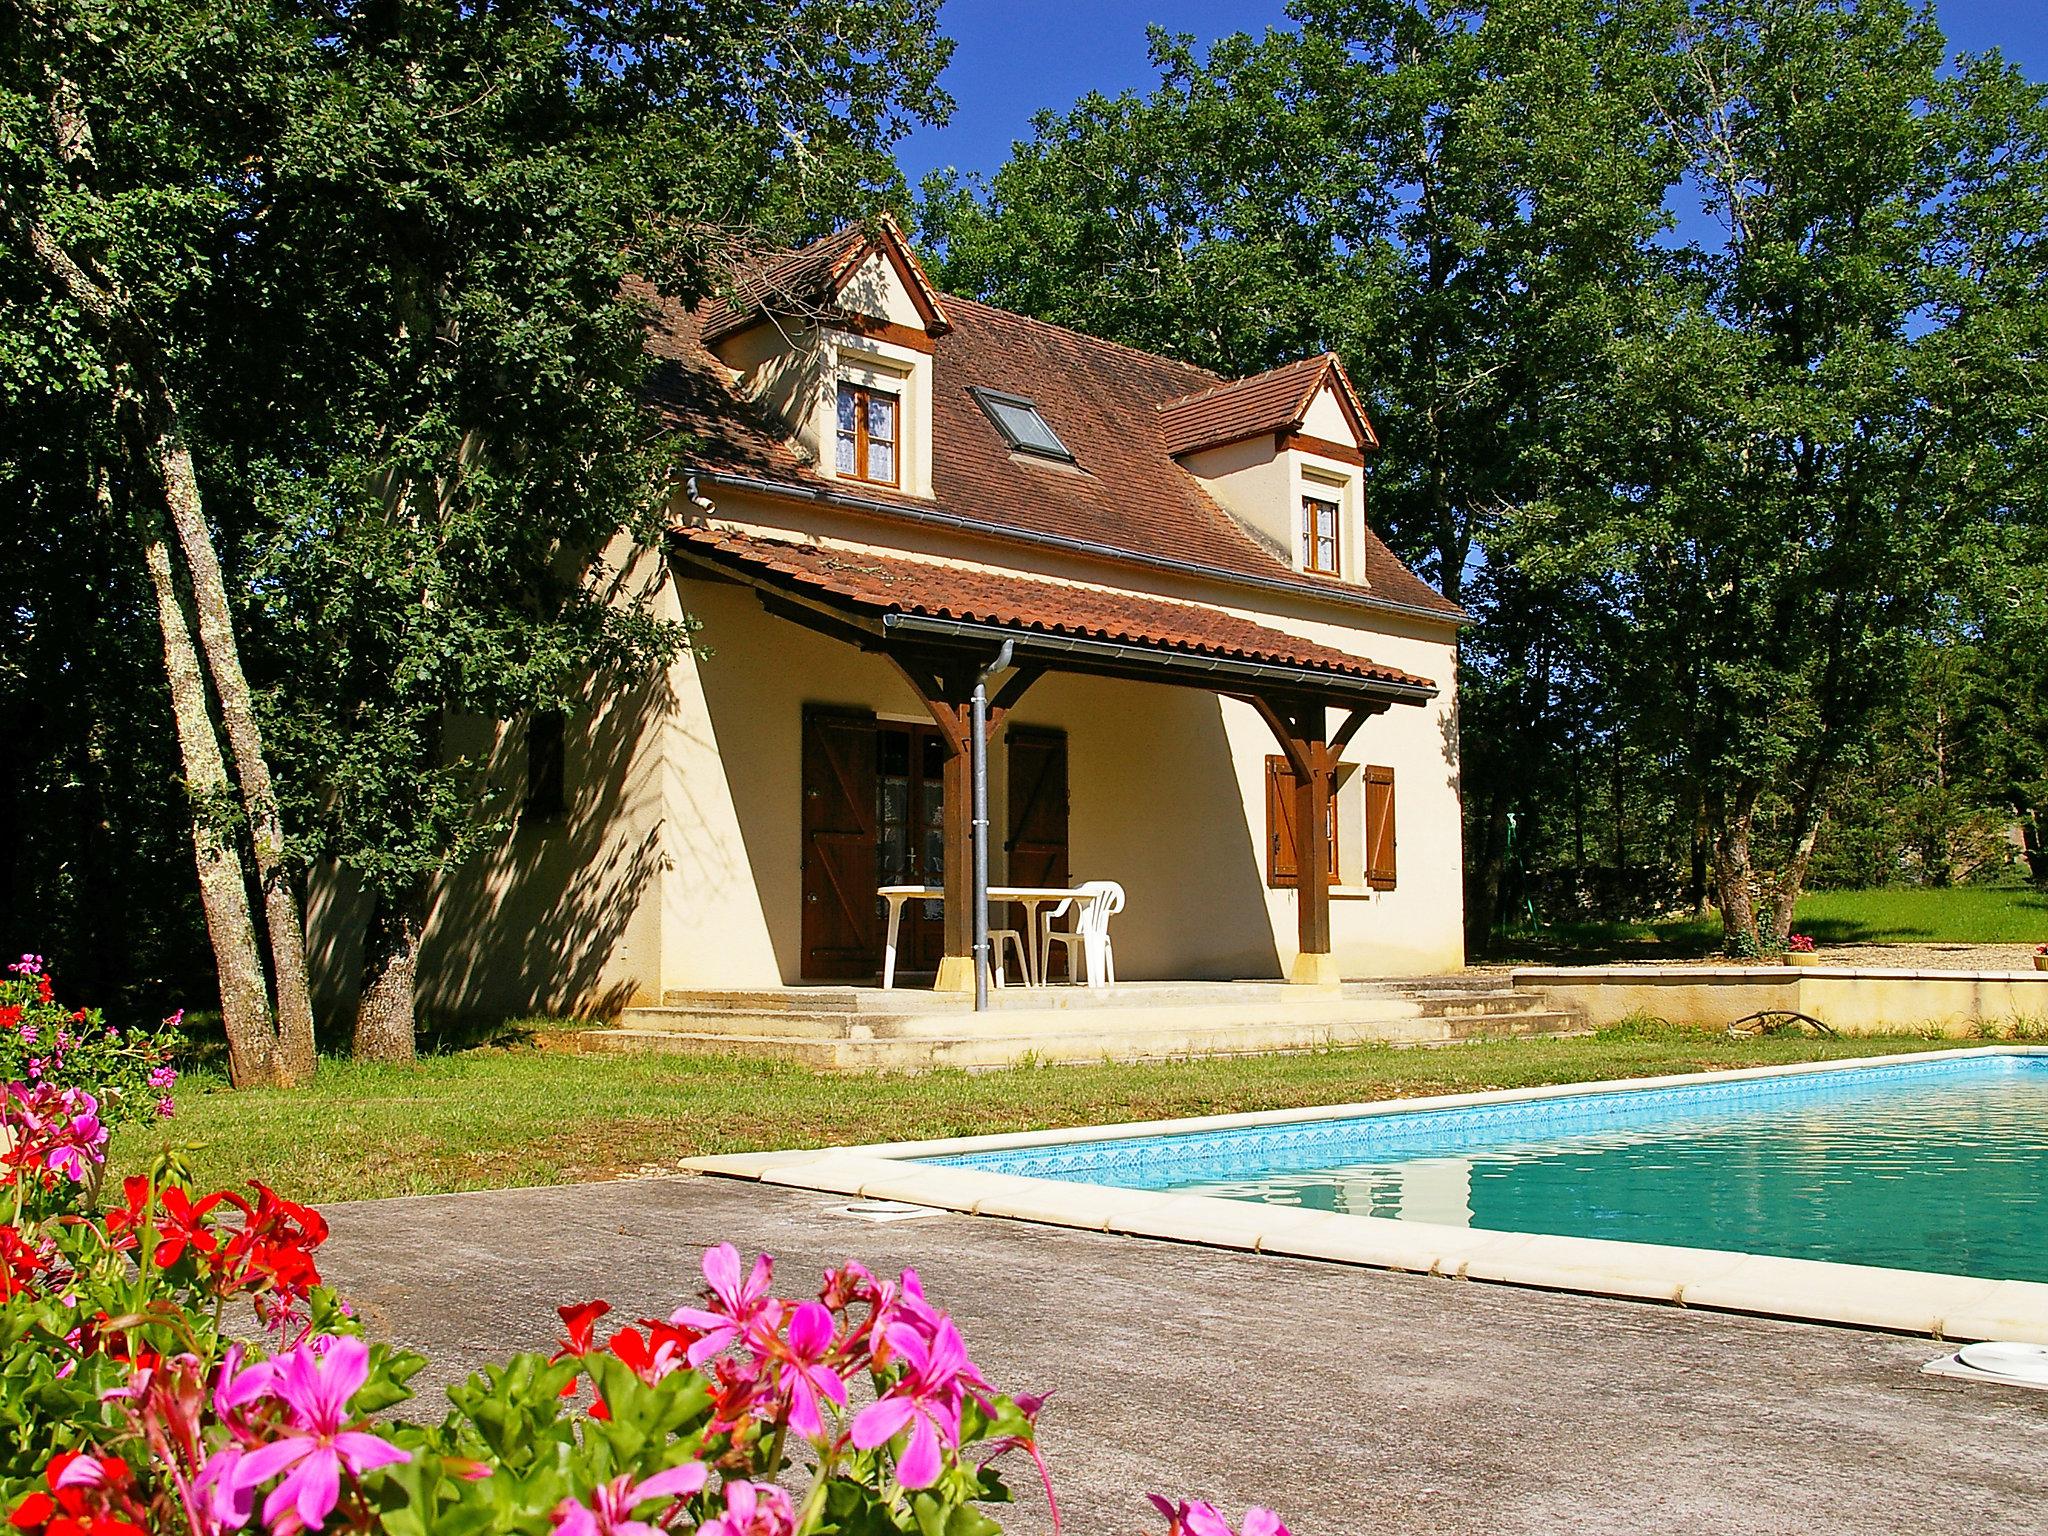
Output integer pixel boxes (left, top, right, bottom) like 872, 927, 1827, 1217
1158, 353, 1380, 458
700, 214, 951, 347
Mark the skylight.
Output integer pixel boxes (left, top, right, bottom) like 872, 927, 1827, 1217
971, 388, 1074, 462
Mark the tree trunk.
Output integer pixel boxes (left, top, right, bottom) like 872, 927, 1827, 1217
14, 207, 314, 1084
353, 888, 425, 1064
1710, 788, 1760, 954
1764, 801, 1826, 952
132, 490, 280, 1086
143, 401, 318, 1084
1466, 791, 1511, 954
1688, 790, 1711, 920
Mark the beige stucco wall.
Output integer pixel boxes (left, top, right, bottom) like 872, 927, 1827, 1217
310, 470, 1467, 1021
1177, 423, 1371, 585
644, 487, 1467, 990
304, 537, 683, 1026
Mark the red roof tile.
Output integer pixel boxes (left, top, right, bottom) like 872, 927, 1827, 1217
673, 525, 1436, 694
634, 236, 1460, 624
1159, 355, 1326, 455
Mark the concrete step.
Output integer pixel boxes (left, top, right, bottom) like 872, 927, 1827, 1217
617, 996, 1420, 1042
551, 998, 1588, 1072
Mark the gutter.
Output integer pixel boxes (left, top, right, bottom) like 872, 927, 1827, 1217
880, 612, 1438, 705
685, 468, 1472, 630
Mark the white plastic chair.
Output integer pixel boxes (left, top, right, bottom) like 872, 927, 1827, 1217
989, 927, 1033, 988
1040, 881, 1124, 989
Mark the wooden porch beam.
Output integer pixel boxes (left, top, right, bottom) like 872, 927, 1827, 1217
1246, 691, 1341, 987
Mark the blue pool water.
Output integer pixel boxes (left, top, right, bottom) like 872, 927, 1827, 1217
926, 1055, 2048, 1281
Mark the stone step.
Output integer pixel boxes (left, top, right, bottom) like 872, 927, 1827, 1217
618, 997, 1420, 1042
547, 1003, 1588, 1072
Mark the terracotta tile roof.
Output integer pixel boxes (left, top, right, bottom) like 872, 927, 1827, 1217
634, 237, 1460, 623
699, 217, 950, 347
673, 525, 1436, 694
1158, 353, 1379, 455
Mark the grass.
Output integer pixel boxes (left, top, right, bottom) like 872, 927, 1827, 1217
1491, 882, 2048, 962
110, 1024, 1972, 1206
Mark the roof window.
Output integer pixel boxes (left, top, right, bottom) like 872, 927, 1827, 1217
971, 387, 1074, 462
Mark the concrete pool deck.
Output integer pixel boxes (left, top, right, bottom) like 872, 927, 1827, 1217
319, 1175, 2048, 1536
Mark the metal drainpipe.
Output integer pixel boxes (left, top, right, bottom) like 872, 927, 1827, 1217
970, 639, 1016, 1012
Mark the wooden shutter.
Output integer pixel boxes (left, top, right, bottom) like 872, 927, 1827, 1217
801, 709, 879, 979
1005, 728, 1069, 889
1363, 764, 1396, 890
1265, 755, 1337, 888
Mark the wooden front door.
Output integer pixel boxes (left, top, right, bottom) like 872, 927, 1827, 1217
801, 710, 879, 980
802, 713, 953, 981
1005, 727, 1070, 889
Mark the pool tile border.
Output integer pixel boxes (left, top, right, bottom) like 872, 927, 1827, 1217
684, 1046, 2048, 1344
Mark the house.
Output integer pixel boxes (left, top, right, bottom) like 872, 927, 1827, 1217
316, 218, 1468, 1022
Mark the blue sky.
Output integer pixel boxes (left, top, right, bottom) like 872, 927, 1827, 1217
897, 0, 2048, 186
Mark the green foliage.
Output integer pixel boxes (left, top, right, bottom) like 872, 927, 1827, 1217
920, 0, 2048, 949
1, 0, 955, 1027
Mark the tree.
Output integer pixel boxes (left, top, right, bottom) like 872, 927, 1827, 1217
6, 0, 953, 1064
919, 0, 1683, 946
1574, 0, 2048, 949
2, 6, 317, 1081
214, 2, 951, 1060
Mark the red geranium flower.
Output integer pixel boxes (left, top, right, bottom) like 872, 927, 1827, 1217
209, 1182, 327, 1298
152, 1187, 225, 1271
0, 1226, 45, 1300
7, 1451, 145, 1536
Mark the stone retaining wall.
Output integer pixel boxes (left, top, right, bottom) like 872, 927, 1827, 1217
1513, 965, 2048, 1035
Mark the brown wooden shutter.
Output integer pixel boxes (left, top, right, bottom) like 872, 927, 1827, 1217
1266, 755, 1338, 888
801, 708, 880, 979
1005, 728, 1069, 888
1364, 764, 1396, 890
1265, 756, 1298, 886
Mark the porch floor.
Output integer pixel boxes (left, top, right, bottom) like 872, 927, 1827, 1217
543, 974, 1583, 1072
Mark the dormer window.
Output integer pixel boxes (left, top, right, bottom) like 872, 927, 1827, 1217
836, 381, 898, 486
972, 387, 1074, 462
1302, 494, 1341, 575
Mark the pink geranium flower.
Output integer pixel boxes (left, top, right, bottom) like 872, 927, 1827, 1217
550, 1463, 707, 1536
775, 1300, 848, 1439
672, 1244, 781, 1367
1148, 1496, 1290, 1536
218, 1335, 408, 1530
698, 1480, 795, 1536
851, 1312, 981, 1488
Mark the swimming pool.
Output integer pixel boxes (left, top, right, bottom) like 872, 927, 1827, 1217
691, 1048, 2048, 1340
924, 1052, 2048, 1283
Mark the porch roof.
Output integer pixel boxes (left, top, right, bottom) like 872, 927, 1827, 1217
670, 523, 1437, 705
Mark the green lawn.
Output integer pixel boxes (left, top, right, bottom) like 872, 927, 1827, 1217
112, 1025, 1970, 1206
1493, 883, 2048, 962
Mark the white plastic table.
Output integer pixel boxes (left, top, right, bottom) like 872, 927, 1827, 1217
878, 884, 1089, 988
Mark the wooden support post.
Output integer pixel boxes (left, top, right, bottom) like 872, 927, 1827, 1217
886, 649, 1040, 992
1247, 693, 1343, 988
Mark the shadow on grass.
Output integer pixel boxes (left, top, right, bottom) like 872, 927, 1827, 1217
174, 1009, 582, 1072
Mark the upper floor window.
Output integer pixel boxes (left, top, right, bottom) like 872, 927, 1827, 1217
1302, 494, 1341, 575
836, 381, 898, 486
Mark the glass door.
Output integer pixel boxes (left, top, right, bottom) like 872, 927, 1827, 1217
875, 723, 949, 975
